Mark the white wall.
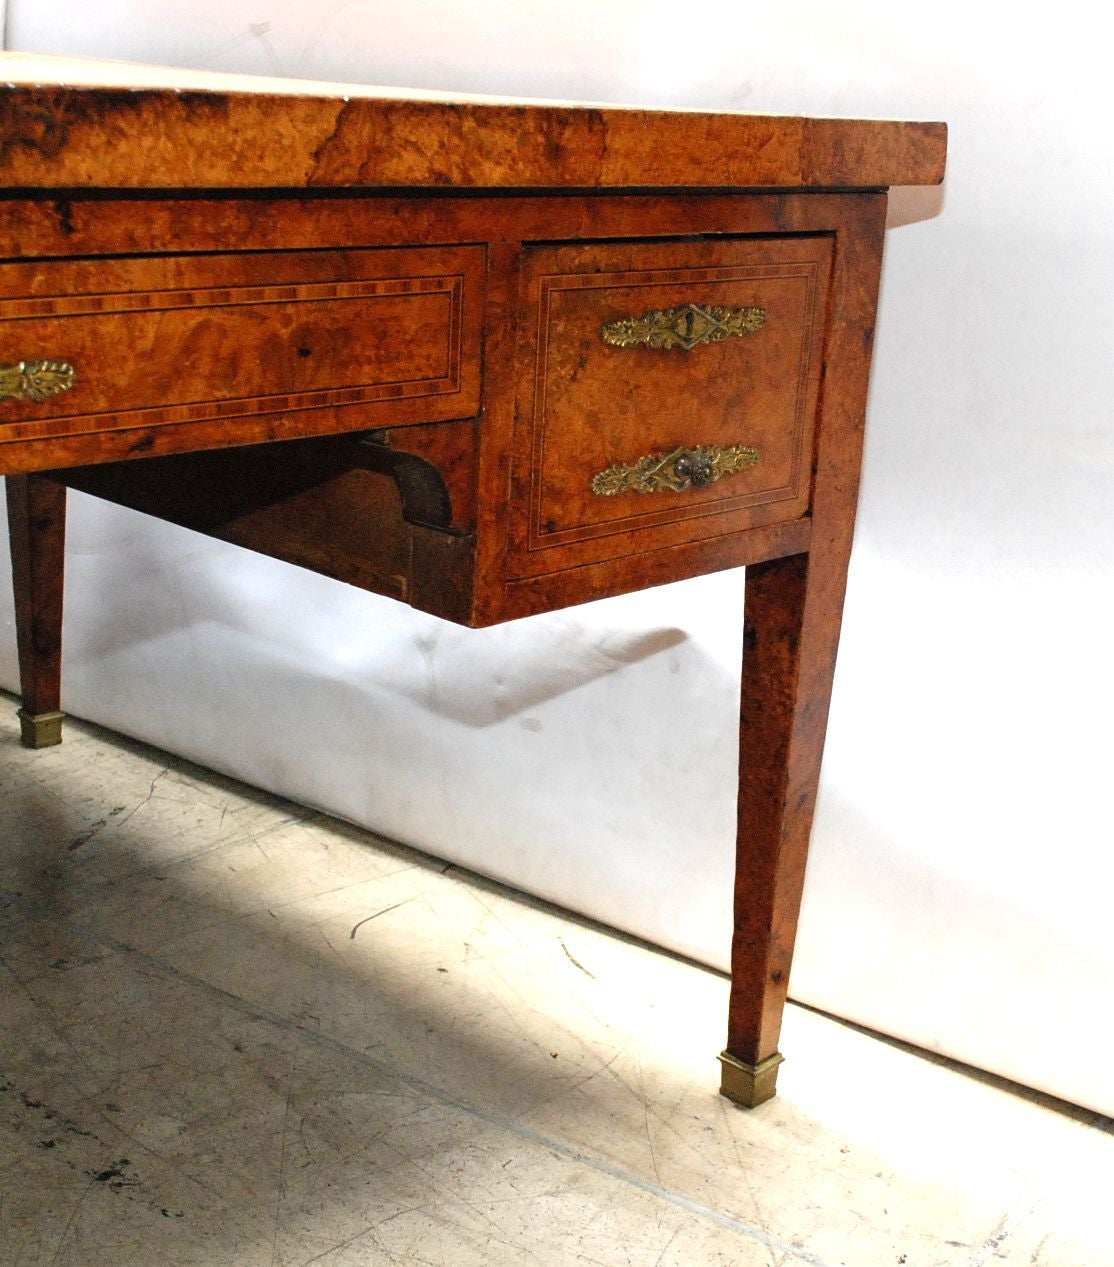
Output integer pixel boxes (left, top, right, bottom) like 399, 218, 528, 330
3, 2, 1111, 1115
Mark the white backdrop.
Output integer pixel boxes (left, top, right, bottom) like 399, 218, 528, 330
2, 2, 1111, 1116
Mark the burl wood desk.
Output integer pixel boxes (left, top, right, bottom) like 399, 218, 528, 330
0, 55, 945, 1107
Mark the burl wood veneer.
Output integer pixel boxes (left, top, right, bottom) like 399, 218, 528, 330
0, 53, 946, 1108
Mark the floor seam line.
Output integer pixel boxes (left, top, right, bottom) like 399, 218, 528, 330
97, 932, 839, 1267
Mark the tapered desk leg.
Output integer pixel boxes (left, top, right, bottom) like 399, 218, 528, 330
6, 475, 67, 747
719, 550, 845, 1107
717, 192, 886, 1107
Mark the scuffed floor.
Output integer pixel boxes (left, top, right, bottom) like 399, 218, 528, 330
0, 694, 1110, 1266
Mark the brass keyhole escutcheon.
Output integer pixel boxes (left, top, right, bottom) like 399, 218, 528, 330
590, 443, 759, 497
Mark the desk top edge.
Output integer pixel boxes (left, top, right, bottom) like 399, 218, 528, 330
0, 52, 946, 192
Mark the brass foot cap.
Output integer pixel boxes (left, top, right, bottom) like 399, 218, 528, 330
718, 1050, 784, 1108
17, 709, 65, 749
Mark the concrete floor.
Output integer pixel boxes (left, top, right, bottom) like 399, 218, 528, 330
0, 693, 1110, 1267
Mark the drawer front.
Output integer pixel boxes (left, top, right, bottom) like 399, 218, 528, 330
0, 245, 483, 447
507, 236, 831, 575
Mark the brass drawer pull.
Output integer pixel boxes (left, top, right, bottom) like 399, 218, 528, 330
591, 443, 759, 496
601, 303, 765, 351
0, 360, 76, 403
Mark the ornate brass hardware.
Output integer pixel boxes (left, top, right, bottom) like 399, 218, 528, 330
601, 303, 766, 351
590, 443, 759, 496
0, 360, 76, 403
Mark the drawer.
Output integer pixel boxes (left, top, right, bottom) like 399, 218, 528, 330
0, 245, 483, 448
507, 236, 831, 576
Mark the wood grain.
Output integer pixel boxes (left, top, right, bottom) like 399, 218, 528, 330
0, 79, 945, 191
508, 236, 831, 577
6, 474, 66, 729
0, 246, 482, 448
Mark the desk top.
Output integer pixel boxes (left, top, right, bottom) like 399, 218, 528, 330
0, 52, 946, 192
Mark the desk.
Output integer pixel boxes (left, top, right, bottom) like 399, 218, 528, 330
0, 54, 945, 1107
